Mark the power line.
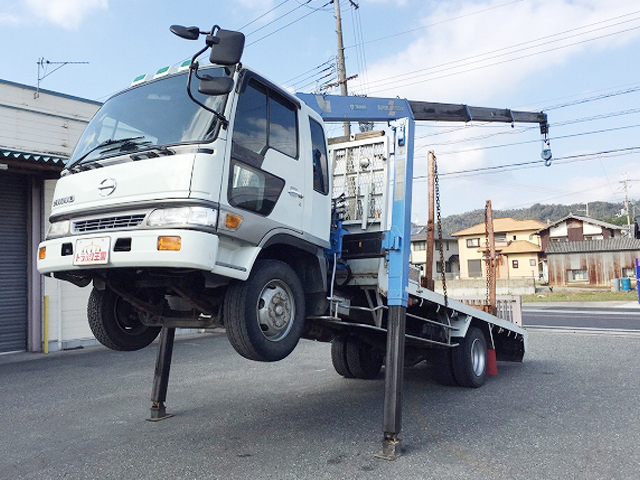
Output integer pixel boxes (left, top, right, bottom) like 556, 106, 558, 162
367, 19, 640, 93
237, 0, 291, 31
245, 1, 332, 47
424, 146, 640, 179
434, 123, 640, 156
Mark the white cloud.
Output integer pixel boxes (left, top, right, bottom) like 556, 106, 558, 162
25, 0, 108, 30
363, 0, 640, 102
0, 13, 20, 25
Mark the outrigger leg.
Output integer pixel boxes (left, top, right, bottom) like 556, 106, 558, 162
147, 327, 176, 421
376, 305, 407, 460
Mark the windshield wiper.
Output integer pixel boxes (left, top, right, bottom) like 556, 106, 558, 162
67, 136, 146, 170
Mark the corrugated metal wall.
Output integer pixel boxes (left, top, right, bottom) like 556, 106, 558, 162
0, 172, 28, 352
548, 251, 640, 286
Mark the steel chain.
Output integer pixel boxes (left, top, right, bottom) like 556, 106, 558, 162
433, 154, 447, 307
484, 203, 491, 305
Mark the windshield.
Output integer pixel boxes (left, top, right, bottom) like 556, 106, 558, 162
69, 67, 231, 166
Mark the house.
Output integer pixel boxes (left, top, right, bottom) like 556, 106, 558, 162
409, 226, 460, 279
534, 214, 624, 250
545, 238, 640, 286
453, 218, 546, 279
0, 79, 101, 353
533, 214, 629, 285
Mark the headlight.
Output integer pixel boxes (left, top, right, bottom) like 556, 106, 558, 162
147, 207, 218, 228
46, 220, 70, 239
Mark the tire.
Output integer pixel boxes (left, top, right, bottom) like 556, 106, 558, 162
346, 337, 383, 379
429, 348, 459, 387
452, 327, 487, 388
87, 287, 161, 351
224, 259, 305, 362
331, 334, 354, 378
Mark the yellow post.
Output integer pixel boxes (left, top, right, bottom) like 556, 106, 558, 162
43, 295, 49, 354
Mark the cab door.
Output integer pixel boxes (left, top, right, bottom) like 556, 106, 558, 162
227, 76, 304, 233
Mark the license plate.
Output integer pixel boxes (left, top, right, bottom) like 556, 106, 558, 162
74, 237, 110, 265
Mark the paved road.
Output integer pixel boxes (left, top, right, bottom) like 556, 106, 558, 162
523, 301, 640, 332
2, 330, 640, 479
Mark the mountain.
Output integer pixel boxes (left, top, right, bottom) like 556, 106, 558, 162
439, 200, 638, 236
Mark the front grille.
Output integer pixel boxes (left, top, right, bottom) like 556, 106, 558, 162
73, 214, 146, 233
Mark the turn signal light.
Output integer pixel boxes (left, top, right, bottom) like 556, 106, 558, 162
38, 246, 46, 260
225, 212, 243, 230
157, 236, 182, 251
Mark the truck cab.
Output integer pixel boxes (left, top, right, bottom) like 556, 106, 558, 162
38, 29, 331, 361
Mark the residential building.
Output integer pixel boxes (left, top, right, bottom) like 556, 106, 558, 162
534, 214, 624, 250
545, 238, 640, 286
453, 218, 546, 279
0, 79, 101, 353
409, 226, 459, 279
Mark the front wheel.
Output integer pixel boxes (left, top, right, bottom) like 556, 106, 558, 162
87, 287, 161, 351
224, 260, 306, 362
452, 326, 487, 388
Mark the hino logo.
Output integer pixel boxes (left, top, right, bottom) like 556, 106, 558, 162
53, 195, 75, 207
98, 178, 117, 197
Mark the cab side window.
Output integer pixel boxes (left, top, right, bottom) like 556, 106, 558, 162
309, 118, 329, 195
233, 79, 298, 158
233, 80, 268, 155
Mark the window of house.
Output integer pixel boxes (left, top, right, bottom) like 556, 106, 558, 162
309, 118, 329, 195
495, 233, 507, 243
512, 260, 519, 269
530, 259, 537, 266
468, 259, 482, 277
622, 267, 635, 278
513, 235, 517, 241
467, 238, 480, 248
567, 269, 588, 282
414, 241, 426, 251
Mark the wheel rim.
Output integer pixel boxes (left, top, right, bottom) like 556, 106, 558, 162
113, 297, 147, 336
470, 337, 486, 377
256, 279, 295, 342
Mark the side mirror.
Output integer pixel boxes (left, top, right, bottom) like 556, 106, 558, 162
170, 25, 200, 40
198, 76, 235, 96
208, 29, 245, 65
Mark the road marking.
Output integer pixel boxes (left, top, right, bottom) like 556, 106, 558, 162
526, 325, 640, 336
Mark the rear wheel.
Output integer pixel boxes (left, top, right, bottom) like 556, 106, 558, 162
224, 260, 305, 362
429, 348, 459, 386
345, 337, 383, 379
452, 327, 487, 388
87, 287, 161, 351
331, 334, 354, 378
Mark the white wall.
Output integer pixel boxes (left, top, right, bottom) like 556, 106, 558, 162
43, 180, 96, 351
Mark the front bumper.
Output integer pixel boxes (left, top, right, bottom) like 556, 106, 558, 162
38, 229, 219, 275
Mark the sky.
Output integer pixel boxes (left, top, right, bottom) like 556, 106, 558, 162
2, 0, 640, 223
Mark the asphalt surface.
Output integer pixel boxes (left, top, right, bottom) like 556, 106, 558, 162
2, 327, 640, 479
523, 301, 640, 332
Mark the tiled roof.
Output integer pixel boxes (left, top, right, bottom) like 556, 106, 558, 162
453, 218, 546, 236
500, 240, 541, 254
546, 238, 640, 254
1, 148, 67, 166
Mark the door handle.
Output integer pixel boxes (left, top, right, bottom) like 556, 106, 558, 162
288, 187, 304, 199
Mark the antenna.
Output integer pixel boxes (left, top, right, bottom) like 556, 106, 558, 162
36, 57, 89, 98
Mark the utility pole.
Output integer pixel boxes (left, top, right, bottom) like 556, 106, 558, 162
333, 0, 352, 136
622, 174, 631, 237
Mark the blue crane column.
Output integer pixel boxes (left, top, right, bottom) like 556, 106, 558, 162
379, 116, 415, 459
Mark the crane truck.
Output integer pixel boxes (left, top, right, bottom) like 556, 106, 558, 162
37, 24, 550, 456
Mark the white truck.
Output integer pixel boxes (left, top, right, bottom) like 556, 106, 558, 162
37, 26, 549, 433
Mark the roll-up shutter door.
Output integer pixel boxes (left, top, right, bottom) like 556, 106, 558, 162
0, 173, 28, 353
